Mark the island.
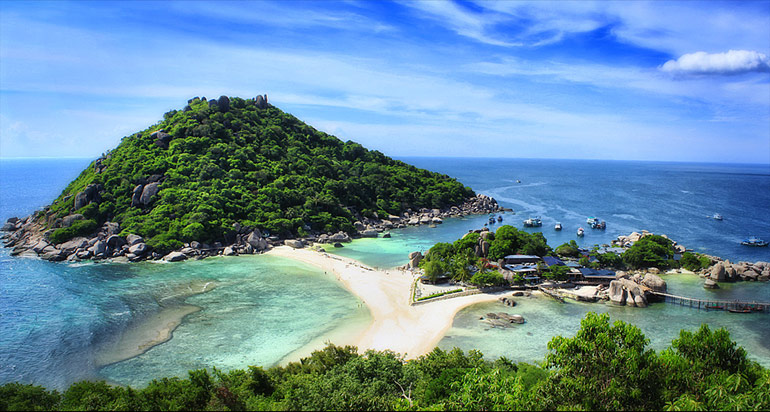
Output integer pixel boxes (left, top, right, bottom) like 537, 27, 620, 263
1, 96, 500, 263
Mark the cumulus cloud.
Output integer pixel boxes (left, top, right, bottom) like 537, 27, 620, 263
661, 50, 770, 75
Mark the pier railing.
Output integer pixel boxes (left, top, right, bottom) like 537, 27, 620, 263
651, 292, 769, 313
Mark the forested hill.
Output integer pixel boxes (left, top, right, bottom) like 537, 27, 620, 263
35, 96, 475, 251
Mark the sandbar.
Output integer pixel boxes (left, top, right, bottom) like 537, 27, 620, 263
94, 280, 217, 366
267, 246, 506, 359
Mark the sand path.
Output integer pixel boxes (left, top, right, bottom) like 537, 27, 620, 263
267, 246, 506, 358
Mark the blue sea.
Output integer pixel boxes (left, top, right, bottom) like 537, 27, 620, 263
1, 157, 768, 389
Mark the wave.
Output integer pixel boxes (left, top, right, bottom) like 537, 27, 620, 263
612, 214, 640, 221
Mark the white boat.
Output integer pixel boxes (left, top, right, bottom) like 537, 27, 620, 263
523, 217, 542, 227
741, 237, 768, 247
577, 227, 584, 237
712, 213, 723, 220
554, 222, 562, 231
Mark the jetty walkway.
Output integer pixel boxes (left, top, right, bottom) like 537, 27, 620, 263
651, 292, 769, 313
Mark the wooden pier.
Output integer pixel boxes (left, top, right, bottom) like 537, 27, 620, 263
651, 292, 769, 313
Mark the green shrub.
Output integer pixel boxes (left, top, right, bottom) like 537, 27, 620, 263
48, 219, 98, 244
146, 234, 181, 254
622, 235, 674, 269
469, 270, 506, 287
0, 382, 61, 411
554, 241, 580, 257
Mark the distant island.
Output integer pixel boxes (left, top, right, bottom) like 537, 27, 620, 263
1, 95, 499, 262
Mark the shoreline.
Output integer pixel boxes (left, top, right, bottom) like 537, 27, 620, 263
266, 246, 507, 359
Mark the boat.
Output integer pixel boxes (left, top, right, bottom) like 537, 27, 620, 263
497, 215, 503, 222
554, 222, 562, 231
728, 307, 752, 314
741, 237, 768, 247
577, 227, 584, 237
523, 217, 542, 227
516, 180, 521, 183
712, 213, 723, 220
586, 216, 605, 229
489, 217, 496, 224
705, 304, 724, 310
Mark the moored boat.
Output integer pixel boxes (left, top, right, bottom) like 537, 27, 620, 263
577, 227, 584, 237
587, 216, 605, 229
497, 215, 503, 222
554, 222, 562, 231
741, 237, 768, 247
728, 307, 753, 314
705, 304, 724, 310
523, 217, 542, 227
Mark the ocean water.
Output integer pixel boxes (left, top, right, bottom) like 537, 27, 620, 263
1, 157, 769, 389
330, 158, 770, 267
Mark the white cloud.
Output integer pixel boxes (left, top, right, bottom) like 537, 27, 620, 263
405, 1, 770, 57
402, 1, 521, 47
661, 50, 770, 75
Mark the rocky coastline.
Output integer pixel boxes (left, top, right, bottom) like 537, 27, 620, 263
0, 194, 502, 264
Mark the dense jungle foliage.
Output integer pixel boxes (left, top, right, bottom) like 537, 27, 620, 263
2, 313, 767, 411
45, 96, 473, 251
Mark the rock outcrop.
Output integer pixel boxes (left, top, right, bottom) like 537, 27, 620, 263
407, 251, 423, 269
607, 274, 665, 308
285, 239, 304, 249
255, 94, 268, 109
73, 184, 100, 210
139, 182, 160, 205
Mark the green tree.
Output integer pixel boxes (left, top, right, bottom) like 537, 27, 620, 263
540, 312, 663, 410
623, 235, 674, 269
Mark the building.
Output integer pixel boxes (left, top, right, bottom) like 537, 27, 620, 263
542, 256, 565, 267
503, 255, 542, 265
575, 268, 616, 283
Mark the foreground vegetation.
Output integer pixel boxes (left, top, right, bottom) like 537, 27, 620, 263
3, 313, 767, 411
45, 96, 473, 251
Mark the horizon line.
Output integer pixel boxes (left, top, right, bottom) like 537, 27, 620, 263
3, 155, 767, 167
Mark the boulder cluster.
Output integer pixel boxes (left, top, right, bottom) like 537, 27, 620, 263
481, 312, 525, 328
705, 260, 770, 283
602, 272, 667, 308
310, 194, 501, 249
1, 193, 499, 264
1, 217, 276, 263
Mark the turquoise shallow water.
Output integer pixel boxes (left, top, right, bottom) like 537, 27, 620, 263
1, 249, 368, 389
98, 255, 369, 388
439, 276, 770, 367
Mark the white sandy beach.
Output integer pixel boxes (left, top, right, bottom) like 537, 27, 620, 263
267, 246, 507, 359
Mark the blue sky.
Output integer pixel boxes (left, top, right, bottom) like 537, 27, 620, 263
1, 1, 769, 163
